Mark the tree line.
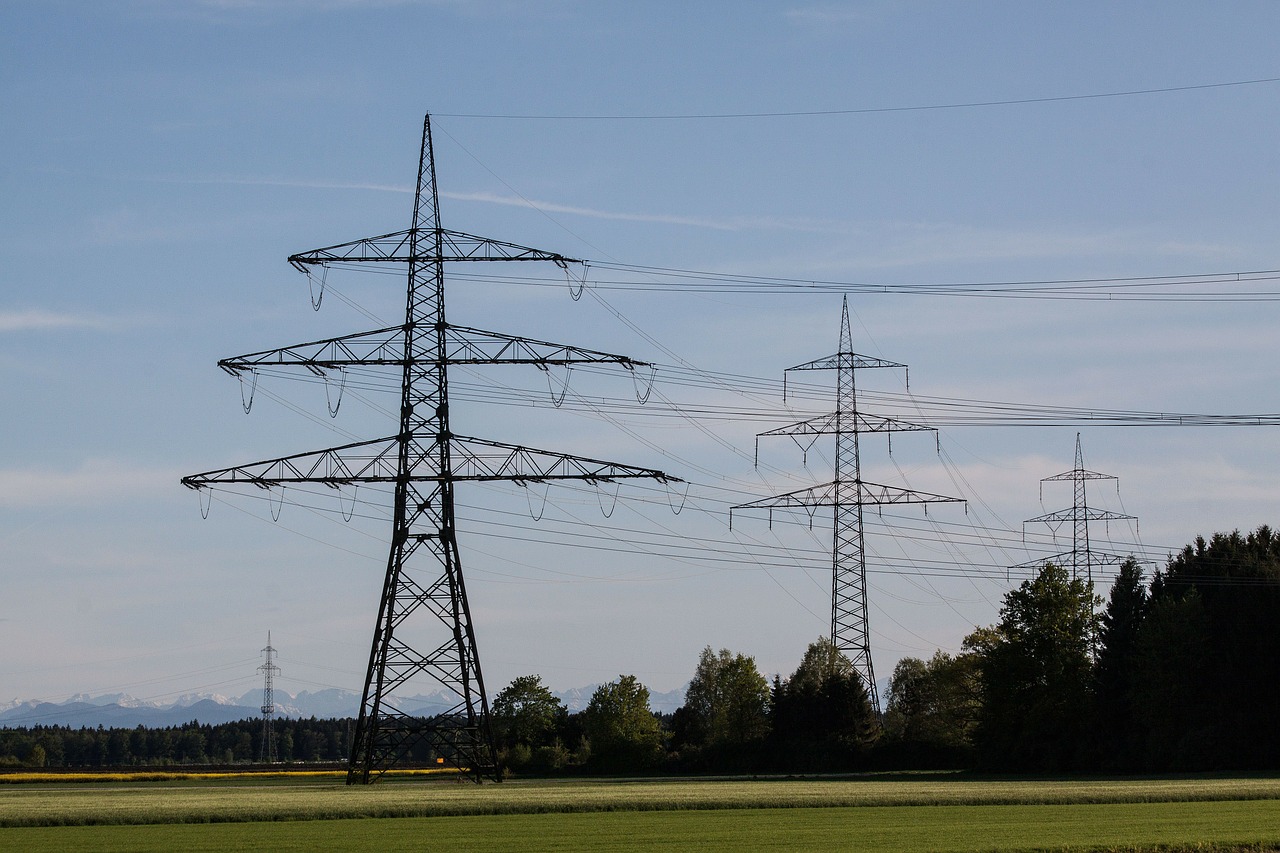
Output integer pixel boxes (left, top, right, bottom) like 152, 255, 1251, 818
0, 717, 351, 768
5, 524, 1277, 774
489, 636, 878, 775
889, 524, 1280, 773
0, 638, 880, 774
491, 524, 1280, 775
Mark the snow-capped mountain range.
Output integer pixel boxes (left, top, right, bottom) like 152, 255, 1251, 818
0, 685, 686, 729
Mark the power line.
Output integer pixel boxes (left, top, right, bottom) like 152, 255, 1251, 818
436, 75, 1280, 120
250, 357, 1280, 430
441, 264, 1280, 303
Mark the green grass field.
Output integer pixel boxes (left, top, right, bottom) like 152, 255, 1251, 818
2, 772, 1278, 852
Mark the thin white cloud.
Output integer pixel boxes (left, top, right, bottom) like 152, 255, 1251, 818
141, 178, 839, 233
442, 190, 857, 234
0, 310, 108, 333
116, 174, 900, 238
183, 176, 413, 194
0, 460, 182, 508
881, 222, 1236, 266
122, 174, 413, 194
754, 221, 1239, 276
445, 193, 1242, 266
143, 0, 447, 11
443, 190, 744, 231
127, 0, 528, 26
110, 175, 1245, 265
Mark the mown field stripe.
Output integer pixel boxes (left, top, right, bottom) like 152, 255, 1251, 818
6, 774, 1280, 828
2, 800, 1279, 853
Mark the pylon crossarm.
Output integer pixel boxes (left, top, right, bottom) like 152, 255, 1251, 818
449, 436, 678, 482
181, 433, 679, 488
288, 228, 580, 267
759, 412, 838, 437
733, 479, 964, 511
444, 326, 651, 367
853, 413, 933, 434
219, 326, 407, 371
288, 229, 412, 267
1025, 507, 1135, 524
786, 352, 906, 372
1011, 551, 1131, 570
181, 437, 402, 487
759, 411, 933, 438
1042, 469, 1117, 482
855, 481, 966, 506
732, 481, 839, 510
439, 230, 580, 263
217, 324, 650, 371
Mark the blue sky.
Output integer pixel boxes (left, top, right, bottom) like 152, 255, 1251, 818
4, 1, 1280, 707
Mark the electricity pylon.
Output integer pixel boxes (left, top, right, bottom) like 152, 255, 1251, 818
184, 114, 677, 783
1019, 432, 1135, 585
731, 297, 962, 715
258, 632, 279, 763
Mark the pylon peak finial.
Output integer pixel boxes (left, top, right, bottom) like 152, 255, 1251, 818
839, 295, 852, 354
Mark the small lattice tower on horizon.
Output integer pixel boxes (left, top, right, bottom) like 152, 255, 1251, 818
1019, 433, 1137, 586
258, 631, 279, 763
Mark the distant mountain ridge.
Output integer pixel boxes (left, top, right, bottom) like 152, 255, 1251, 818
0, 688, 358, 729
0, 684, 686, 729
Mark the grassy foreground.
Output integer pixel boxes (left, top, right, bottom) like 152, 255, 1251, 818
2, 772, 1279, 852
3, 800, 1279, 852
4, 771, 1280, 826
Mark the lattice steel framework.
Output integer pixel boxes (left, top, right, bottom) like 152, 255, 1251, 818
731, 298, 962, 715
1019, 433, 1135, 585
258, 632, 279, 763
184, 114, 676, 783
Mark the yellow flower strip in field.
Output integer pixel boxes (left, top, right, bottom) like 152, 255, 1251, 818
0, 768, 456, 785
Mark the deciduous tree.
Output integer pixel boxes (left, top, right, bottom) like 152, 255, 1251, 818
970, 563, 1097, 770
681, 647, 770, 748
491, 674, 565, 750
582, 675, 663, 771
883, 650, 979, 751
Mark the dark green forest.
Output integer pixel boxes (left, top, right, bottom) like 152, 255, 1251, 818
4, 525, 1278, 775
884, 524, 1280, 772
0, 717, 352, 768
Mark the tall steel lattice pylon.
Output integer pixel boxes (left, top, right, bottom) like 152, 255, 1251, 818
183, 114, 677, 783
731, 297, 962, 715
1018, 432, 1136, 585
258, 631, 279, 763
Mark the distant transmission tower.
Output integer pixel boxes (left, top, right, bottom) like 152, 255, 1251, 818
731, 297, 963, 716
259, 632, 279, 763
1018, 432, 1136, 585
184, 114, 677, 783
